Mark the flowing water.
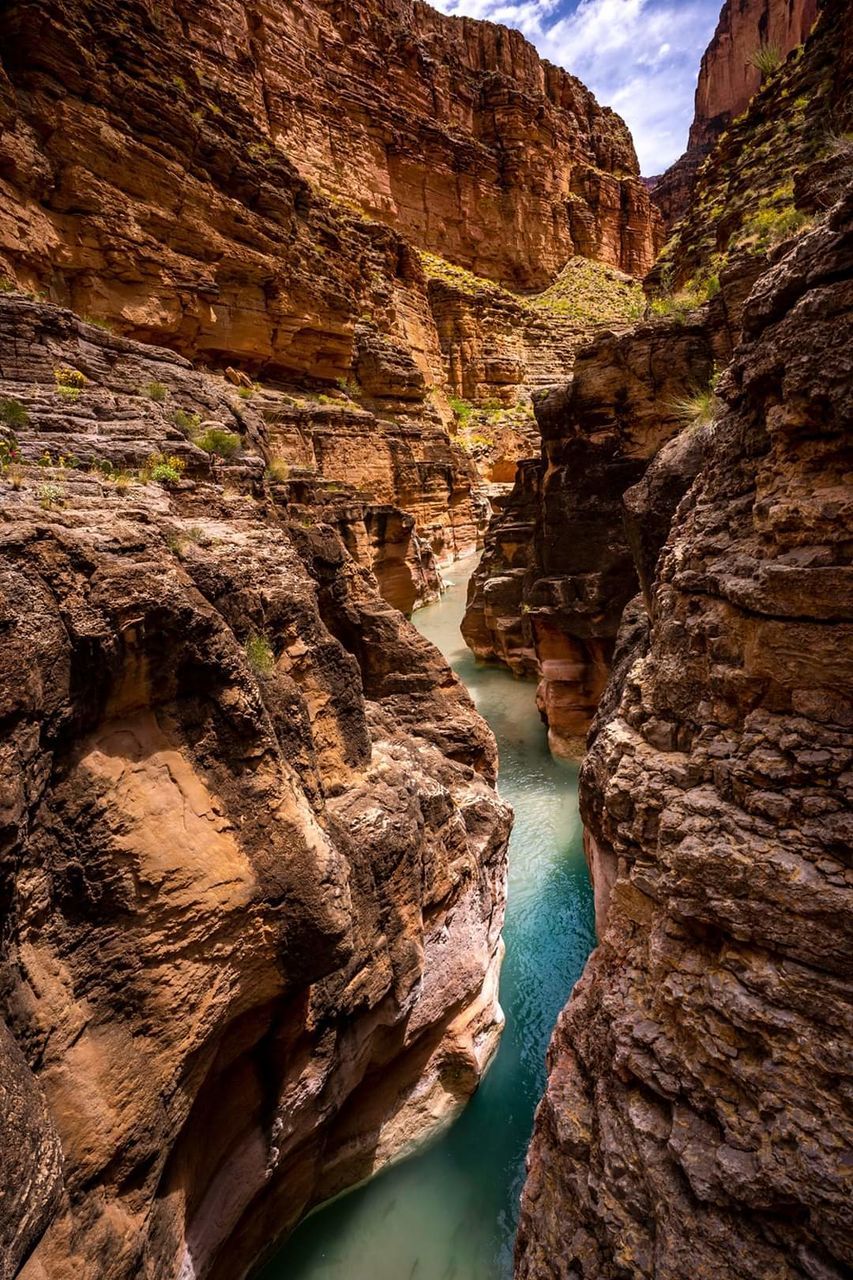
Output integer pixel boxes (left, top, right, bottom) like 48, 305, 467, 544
260, 554, 595, 1280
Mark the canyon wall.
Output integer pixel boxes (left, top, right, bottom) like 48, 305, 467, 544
516, 179, 853, 1280
462, 302, 729, 755
0, 292, 511, 1279
163, 0, 661, 288
0, 0, 660, 598
465, 0, 851, 753
652, 0, 819, 224
657, 0, 851, 289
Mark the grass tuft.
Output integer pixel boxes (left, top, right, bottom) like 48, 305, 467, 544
748, 42, 783, 77
670, 381, 720, 429
245, 632, 275, 676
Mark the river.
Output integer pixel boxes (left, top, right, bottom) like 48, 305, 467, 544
259, 553, 595, 1280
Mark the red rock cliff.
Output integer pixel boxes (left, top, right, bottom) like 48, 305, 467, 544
653, 0, 819, 224
0, 293, 511, 1280
689, 0, 819, 151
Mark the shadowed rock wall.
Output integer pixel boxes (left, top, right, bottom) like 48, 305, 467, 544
0, 293, 511, 1279
515, 182, 853, 1280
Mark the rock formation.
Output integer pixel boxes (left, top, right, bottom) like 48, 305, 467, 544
0, 289, 511, 1279
516, 177, 853, 1280
656, 0, 850, 290
463, 306, 723, 755
2, 0, 850, 1277
653, 0, 819, 225
465, 0, 851, 755
0, 0, 662, 607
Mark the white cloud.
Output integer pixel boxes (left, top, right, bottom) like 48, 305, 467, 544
428, 0, 720, 173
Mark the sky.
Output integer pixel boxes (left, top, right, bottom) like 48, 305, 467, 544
428, 0, 723, 174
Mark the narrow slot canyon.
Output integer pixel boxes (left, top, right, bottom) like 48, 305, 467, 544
0, 2, 850, 1279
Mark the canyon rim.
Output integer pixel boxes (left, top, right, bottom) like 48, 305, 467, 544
0, 1, 851, 1279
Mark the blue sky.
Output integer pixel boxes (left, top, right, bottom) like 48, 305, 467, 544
429, 0, 722, 174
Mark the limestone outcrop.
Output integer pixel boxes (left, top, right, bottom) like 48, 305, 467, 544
515, 181, 852, 1280
0, 292, 511, 1279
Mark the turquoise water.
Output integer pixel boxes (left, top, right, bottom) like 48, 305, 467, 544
259, 555, 595, 1280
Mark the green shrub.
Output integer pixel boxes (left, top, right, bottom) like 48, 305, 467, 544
37, 482, 63, 509
738, 205, 810, 250
266, 459, 290, 482
748, 41, 783, 77
54, 366, 86, 388
649, 291, 701, 322
449, 396, 474, 426
196, 427, 241, 459
144, 380, 169, 402
142, 453, 186, 486
0, 433, 20, 469
245, 632, 275, 676
0, 398, 28, 429
236, 385, 254, 399
171, 408, 202, 436
54, 366, 86, 400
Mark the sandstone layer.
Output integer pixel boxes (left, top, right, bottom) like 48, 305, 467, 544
515, 182, 853, 1280
230, 0, 661, 286
462, 281, 740, 756
0, 293, 511, 1279
0, 0, 663, 600
652, 0, 819, 225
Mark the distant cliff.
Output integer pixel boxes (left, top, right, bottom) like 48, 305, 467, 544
653, 0, 819, 224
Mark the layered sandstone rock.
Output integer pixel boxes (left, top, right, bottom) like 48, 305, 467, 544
424, 252, 646, 483
253, 0, 661, 286
0, 292, 511, 1278
0, 294, 470, 612
516, 184, 852, 1280
463, 293, 733, 756
465, 0, 852, 754
653, 0, 819, 225
0, 0, 665, 601
0, 0, 660, 342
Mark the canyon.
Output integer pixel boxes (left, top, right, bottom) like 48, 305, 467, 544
0, 0, 851, 1278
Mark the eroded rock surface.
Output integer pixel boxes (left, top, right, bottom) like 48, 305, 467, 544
656, 0, 851, 287
464, 299, 726, 756
0, 295, 511, 1279
0, 0, 666, 603
515, 185, 853, 1280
